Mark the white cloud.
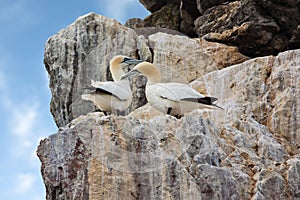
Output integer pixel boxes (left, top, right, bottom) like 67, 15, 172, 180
0, 54, 47, 159
14, 173, 36, 194
101, 0, 137, 23
11, 104, 38, 138
7, 102, 43, 162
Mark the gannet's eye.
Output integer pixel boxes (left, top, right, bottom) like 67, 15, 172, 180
122, 57, 143, 65
122, 57, 131, 63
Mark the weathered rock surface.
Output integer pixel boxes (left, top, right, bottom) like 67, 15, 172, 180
138, 0, 172, 12
39, 8, 300, 199
45, 13, 247, 127
194, 1, 286, 57
148, 32, 248, 80
130, 0, 300, 57
143, 3, 180, 31
44, 13, 152, 127
39, 45, 300, 199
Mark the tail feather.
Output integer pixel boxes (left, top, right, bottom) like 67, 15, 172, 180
182, 96, 223, 110
212, 104, 224, 110
200, 96, 223, 110
182, 96, 217, 105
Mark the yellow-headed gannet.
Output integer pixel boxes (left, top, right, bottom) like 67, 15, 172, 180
121, 62, 222, 118
81, 55, 142, 115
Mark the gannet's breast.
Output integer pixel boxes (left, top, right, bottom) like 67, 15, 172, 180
82, 79, 132, 112
82, 93, 131, 112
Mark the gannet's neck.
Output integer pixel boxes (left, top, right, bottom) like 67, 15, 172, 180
137, 62, 161, 83
147, 68, 161, 83
110, 63, 124, 81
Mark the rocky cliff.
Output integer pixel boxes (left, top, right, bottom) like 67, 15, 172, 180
126, 0, 300, 57
38, 12, 300, 200
44, 13, 247, 128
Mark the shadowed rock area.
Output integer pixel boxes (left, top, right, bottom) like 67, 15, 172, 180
125, 0, 300, 57
39, 12, 300, 200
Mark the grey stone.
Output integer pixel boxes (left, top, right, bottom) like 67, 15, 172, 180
44, 13, 151, 127
40, 11, 300, 200
38, 48, 300, 199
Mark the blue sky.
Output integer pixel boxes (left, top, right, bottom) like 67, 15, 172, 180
0, 1, 149, 199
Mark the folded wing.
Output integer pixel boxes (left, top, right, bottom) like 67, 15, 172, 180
89, 79, 131, 100
158, 83, 217, 106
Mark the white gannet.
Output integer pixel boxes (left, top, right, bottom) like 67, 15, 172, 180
121, 62, 222, 118
81, 55, 142, 115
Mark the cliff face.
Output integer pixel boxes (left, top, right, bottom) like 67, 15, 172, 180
44, 14, 150, 128
44, 13, 247, 128
38, 13, 300, 200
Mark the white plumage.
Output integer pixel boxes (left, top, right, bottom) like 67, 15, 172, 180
121, 62, 222, 118
81, 55, 142, 114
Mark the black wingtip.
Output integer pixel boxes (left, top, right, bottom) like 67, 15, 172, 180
197, 96, 218, 105
198, 96, 224, 110
181, 96, 223, 109
199, 96, 217, 103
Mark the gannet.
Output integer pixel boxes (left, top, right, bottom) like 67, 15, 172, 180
81, 55, 142, 115
121, 62, 222, 118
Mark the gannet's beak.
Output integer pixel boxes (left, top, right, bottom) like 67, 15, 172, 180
122, 57, 143, 65
121, 69, 140, 80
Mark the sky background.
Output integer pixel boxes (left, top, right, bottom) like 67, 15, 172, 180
0, 1, 149, 199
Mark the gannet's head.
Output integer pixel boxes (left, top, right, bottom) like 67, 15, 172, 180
110, 55, 143, 67
121, 62, 161, 83
109, 55, 143, 81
